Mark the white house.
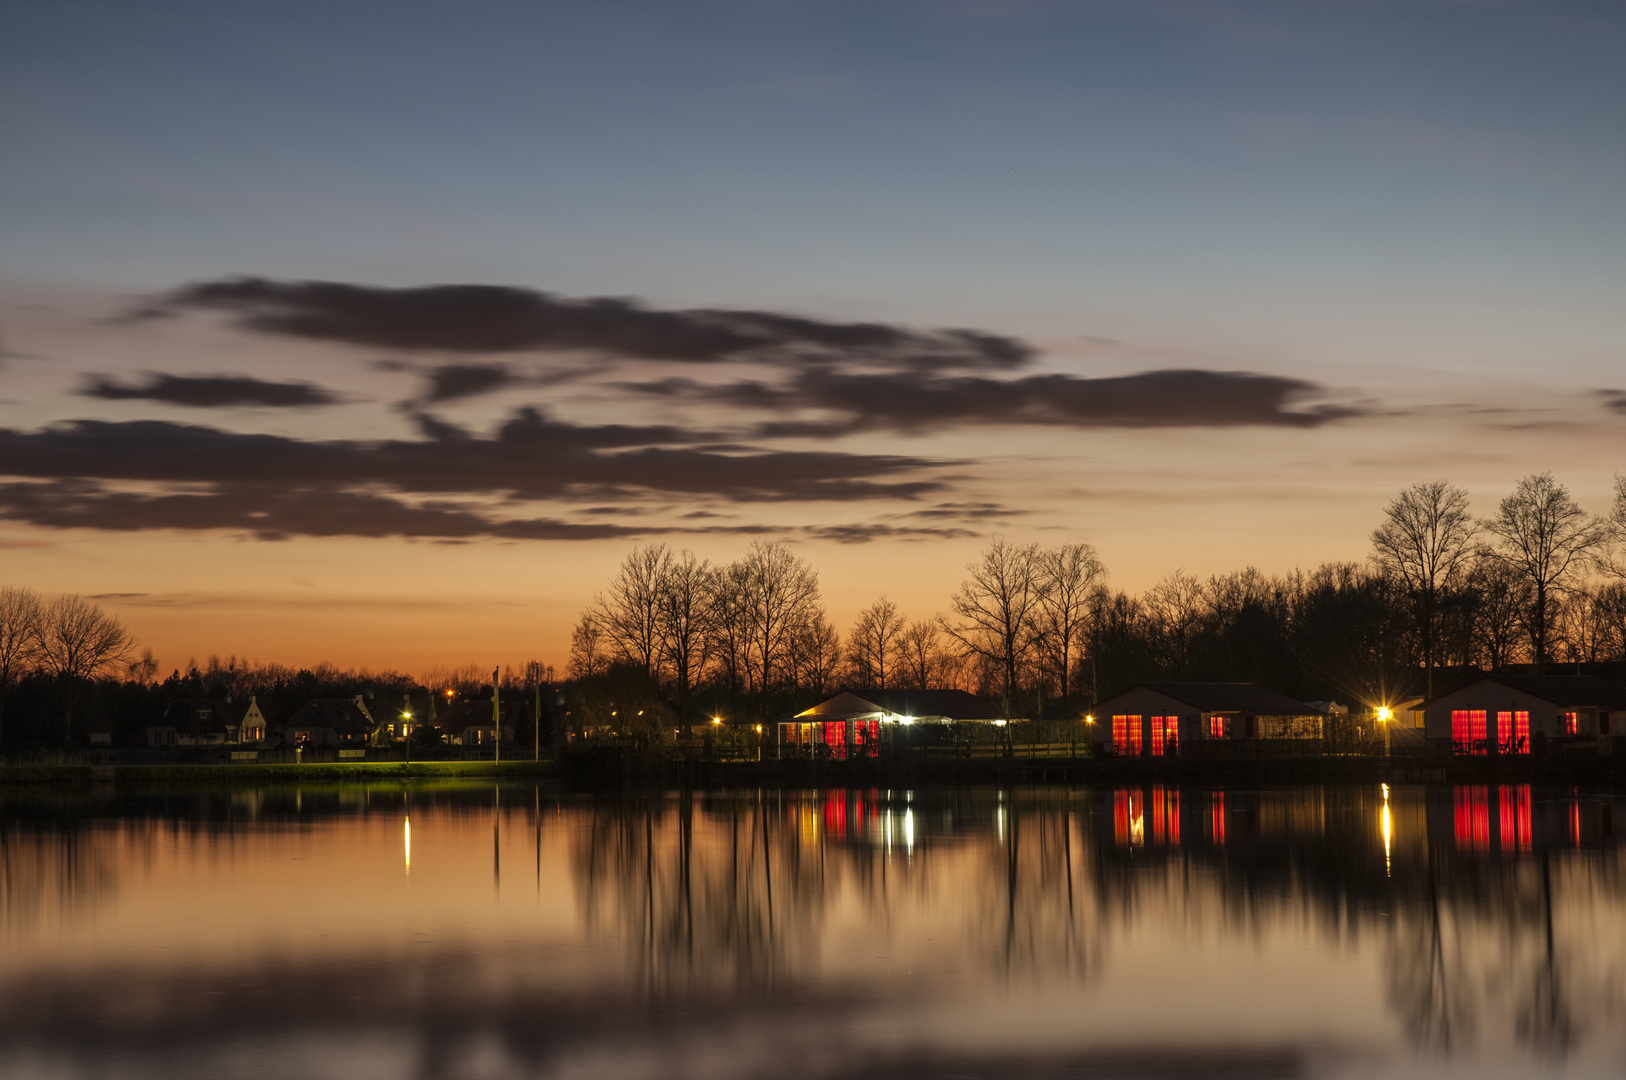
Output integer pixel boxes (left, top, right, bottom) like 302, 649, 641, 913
1089, 682, 1325, 757
1421, 674, 1626, 755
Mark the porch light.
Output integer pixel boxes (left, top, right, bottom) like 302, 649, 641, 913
899, 716, 914, 725
993, 719, 1007, 727
1377, 706, 1393, 722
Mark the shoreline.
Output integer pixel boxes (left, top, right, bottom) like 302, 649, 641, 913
3, 751, 1625, 788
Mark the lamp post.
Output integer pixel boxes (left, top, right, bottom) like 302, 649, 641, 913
402, 708, 413, 765
1376, 706, 1392, 757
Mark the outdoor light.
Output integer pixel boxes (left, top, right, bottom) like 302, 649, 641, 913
1377, 706, 1393, 722
900, 716, 914, 725
712, 717, 722, 725
754, 724, 762, 734
1085, 715, 1096, 725
993, 719, 1007, 727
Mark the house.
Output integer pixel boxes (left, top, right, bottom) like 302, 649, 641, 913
146, 696, 270, 747
777, 689, 1016, 758
1420, 674, 1626, 755
435, 697, 518, 747
282, 697, 377, 748
1089, 682, 1326, 757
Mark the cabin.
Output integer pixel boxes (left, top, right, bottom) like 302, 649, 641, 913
146, 696, 270, 747
281, 697, 376, 748
777, 689, 1015, 758
1421, 674, 1626, 756
1089, 682, 1326, 757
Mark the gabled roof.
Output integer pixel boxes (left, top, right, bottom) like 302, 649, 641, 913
795, 692, 883, 721
160, 699, 239, 736
286, 698, 376, 737
437, 698, 522, 730
870, 689, 1009, 721
1136, 682, 1317, 716
1426, 674, 1626, 710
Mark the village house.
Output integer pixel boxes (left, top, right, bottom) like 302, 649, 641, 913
777, 689, 1016, 758
1421, 674, 1626, 755
435, 697, 518, 747
281, 697, 376, 748
146, 696, 271, 747
1089, 682, 1326, 757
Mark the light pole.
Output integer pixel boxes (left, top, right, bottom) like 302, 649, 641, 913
1376, 706, 1392, 757
402, 708, 413, 765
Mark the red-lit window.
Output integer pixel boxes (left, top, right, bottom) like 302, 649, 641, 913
1149, 717, 1165, 756
1497, 711, 1512, 752
1112, 715, 1142, 755
1207, 715, 1225, 738
1499, 711, 1530, 754
1454, 786, 1490, 852
1148, 717, 1177, 755
1564, 712, 1578, 736
1515, 711, 1529, 753
822, 721, 846, 757
1452, 710, 1487, 754
1499, 785, 1531, 850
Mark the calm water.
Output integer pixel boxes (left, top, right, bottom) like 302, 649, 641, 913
2, 783, 1623, 1080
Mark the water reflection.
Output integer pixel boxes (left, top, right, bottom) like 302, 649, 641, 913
1, 782, 1624, 1078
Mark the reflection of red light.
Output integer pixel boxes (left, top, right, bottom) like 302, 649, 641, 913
1113, 789, 1144, 846
1152, 784, 1165, 840
1570, 802, 1582, 847
1211, 792, 1225, 845
1454, 786, 1491, 852
1167, 789, 1180, 845
822, 792, 847, 838
1498, 785, 1532, 851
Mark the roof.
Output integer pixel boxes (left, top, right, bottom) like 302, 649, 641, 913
795, 692, 883, 721
793, 689, 1013, 722
1427, 674, 1626, 710
870, 689, 1009, 721
286, 698, 376, 737
437, 698, 522, 730
160, 699, 243, 736
1137, 682, 1318, 716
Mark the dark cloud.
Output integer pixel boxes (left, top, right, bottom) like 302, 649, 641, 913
0, 480, 639, 542
0, 409, 946, 540
630, 368, 1360, 432
424, 362, 519, 401
80, 373, 339, 408
142, 276, 1033, 370
903, 501, 1028, 520
806, 523, 978, 543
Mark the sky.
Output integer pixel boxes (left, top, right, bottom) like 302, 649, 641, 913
2, 0, 1624, 675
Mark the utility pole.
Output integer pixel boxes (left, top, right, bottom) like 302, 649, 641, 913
492, 666, 501, 766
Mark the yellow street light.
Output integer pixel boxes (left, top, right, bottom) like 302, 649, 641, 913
1377, 706, 1393, 722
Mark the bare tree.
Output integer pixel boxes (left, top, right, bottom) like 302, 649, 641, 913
1371, 481, 1479, 698
790, 611, 842, 698
0, 586, 43, 747
655, 549, 715, 724
1467, 556, 1529, 670
36, 594, 133, 740
1034, 542, 1105, 701
1145, 569, 1203, 679
734, 540, 822, 701
1482, 473, 1610, 671
898, 617, 954, 689
947, 538, 1044, 713
846, 596, 905, 690
594, 544, 671, 680
567, 611, 610, 681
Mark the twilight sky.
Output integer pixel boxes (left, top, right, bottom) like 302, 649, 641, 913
3, 0, 1624, 674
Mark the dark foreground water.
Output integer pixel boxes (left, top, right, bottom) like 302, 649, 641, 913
1, 783, 1623, 1080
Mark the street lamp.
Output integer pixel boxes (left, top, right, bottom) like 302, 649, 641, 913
402, 708, 413, 765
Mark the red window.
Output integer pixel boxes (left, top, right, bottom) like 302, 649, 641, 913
1564, 711, 1578, 736
1112, 715, 1142, 755
1148, 716, 1177, 755
1452, 710, 1487, 754
1149, 716, 1164, 756
1498, 711, 1530, 754
1207, 715, 1225, 738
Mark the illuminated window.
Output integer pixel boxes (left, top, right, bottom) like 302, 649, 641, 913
1112, 715, 1142, 755
1452, 710, 1487, 754
1149, 716, 1165, 756
1207, 715, 1225, 738
1563, 711, 1578, 736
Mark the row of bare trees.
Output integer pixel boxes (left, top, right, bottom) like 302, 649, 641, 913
569, 473, 1626, 725
0, 588, 137, 738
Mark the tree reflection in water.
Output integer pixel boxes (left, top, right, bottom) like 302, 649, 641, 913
1, 782, 1625, 1078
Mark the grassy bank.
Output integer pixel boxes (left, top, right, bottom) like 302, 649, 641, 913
0, 760, 560, 786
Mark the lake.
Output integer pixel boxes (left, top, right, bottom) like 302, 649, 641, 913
1, 782, 1622, 1079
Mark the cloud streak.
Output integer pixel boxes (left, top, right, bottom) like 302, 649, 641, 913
144, 276, 1034, 370
81, 373, 339, 409
632, 368, 1362, 433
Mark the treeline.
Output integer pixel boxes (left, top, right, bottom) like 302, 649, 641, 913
0, 586, 559, 750
569, 473, 1626, 728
